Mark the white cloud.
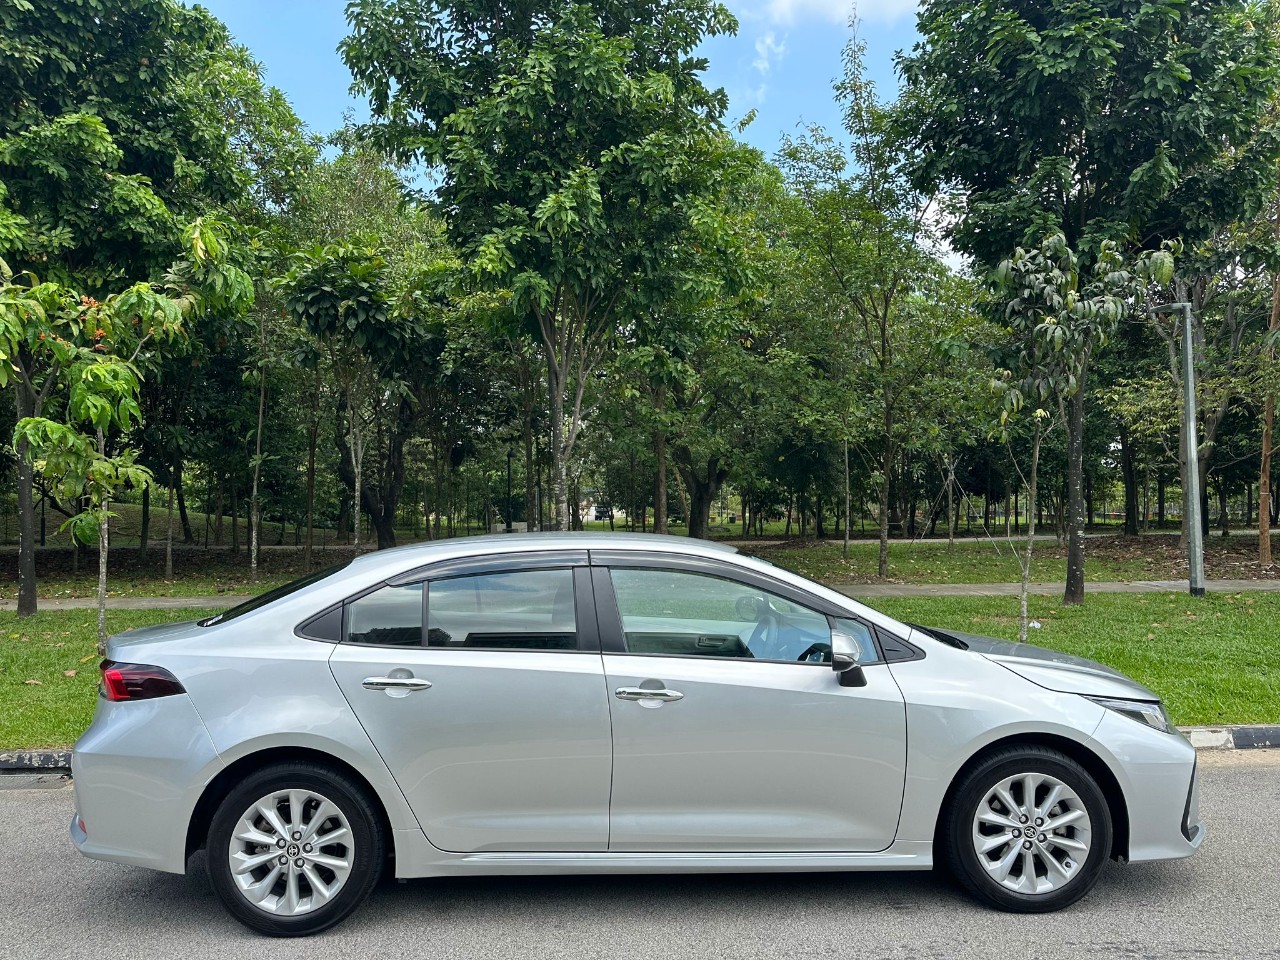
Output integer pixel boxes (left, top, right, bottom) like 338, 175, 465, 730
758, 0, 918, 27
752, 31, 787, 74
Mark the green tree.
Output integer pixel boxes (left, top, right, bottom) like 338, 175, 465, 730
343, 0, 738, 529
11, 281, 185, 649
901, 0, 1280, 602
778, 40, 954, 573
2, 0, 309, 610
995, 232, 1172, 631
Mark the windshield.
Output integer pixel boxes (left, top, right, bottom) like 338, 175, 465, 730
199, 561, 352, 627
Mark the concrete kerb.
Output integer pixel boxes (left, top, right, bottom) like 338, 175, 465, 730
2, 728, 1277, 776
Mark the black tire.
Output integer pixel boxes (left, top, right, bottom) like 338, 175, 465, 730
943, 746, 1112, 913
206, 762, 385, 937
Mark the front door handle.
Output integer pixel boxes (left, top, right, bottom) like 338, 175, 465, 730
362, 676, 433, 692
615, 686, 684, 702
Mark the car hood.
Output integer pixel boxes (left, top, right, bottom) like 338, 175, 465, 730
930, 628, 1160, 701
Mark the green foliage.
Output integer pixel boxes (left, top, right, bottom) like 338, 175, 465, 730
343, 0, 742, 330
993, 233, 1178, 428
901, 0, 1280, 265
282, 243, 398, 362
0, 0, 313, 291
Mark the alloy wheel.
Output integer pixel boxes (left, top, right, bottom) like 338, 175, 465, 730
970, 772, 1093, 895
227, 789, 355, 916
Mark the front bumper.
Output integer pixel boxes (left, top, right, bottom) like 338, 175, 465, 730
1089, 710, 1205, 863
70, 692, 221, 874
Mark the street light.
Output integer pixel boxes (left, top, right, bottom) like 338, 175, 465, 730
505, 448, 516, 534
1151, 302, 1205, 597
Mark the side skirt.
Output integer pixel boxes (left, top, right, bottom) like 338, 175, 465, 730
391, 833, 933, 878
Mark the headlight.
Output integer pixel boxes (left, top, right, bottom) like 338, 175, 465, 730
1088, 696, 1175, 734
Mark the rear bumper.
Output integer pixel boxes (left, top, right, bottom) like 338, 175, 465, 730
70, 693, 222, 874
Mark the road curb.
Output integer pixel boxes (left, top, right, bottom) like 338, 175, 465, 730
0, 750, 71, 771
3, 728, 1278, 774
1181, 725, 1280, 750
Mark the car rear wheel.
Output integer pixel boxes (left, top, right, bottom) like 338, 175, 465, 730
944, 746, 1112, 912
206, 762, 384, 936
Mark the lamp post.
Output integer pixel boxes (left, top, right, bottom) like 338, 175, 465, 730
505, 448, 515, 534
1151, 302, 1205, 597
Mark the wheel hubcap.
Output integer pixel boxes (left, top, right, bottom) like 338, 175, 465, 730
971, 772, 1092, 895
228, 789, 354, 916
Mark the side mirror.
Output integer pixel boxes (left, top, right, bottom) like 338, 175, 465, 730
831, 632, 868, 688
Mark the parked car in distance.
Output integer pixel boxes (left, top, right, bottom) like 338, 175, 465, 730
71, 533, 1203, 936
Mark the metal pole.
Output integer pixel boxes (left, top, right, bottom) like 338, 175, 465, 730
1180, 303, 1206, 596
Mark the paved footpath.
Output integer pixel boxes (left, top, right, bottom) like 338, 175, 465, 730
0, 749, 1276, 959
5, 577, 1280, 611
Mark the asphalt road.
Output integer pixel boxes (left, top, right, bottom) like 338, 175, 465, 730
2, 750, 1278, 960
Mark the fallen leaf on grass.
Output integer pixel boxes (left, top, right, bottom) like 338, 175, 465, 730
79, 654, 95, 663
63, 670, 77, 677
23, 679, 42, 685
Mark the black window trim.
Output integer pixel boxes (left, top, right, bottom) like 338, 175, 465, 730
330, 551, 600, 653
296, 603, 344, 643
592, 553, 892, 667
589, 548, 922, 663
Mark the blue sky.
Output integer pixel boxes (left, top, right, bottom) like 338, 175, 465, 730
199, 0, 922, 160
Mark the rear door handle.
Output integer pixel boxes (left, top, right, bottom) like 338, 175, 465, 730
362, 676, 432, 692
615, 686, 684, 702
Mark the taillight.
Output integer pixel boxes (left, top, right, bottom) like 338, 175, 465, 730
99, 660, 185, 702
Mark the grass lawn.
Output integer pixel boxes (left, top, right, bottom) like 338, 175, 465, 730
1, 593, 1276, 749
753, 536, 1280, 585
9, 533, 1277, 602
871, 592, 1280, 727
0, 608, 216, 749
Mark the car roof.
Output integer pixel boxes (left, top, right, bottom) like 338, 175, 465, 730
345, 532, 737, 580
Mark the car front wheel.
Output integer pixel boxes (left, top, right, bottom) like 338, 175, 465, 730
944, 746, 1112, 912
206, 762, 384, 936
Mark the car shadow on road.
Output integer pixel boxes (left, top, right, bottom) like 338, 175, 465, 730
106, 851, 1197, 941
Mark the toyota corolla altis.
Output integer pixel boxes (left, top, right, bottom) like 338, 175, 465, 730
70, 534, 1202, 936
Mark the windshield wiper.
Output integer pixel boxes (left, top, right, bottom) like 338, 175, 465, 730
909, 623, 969, 650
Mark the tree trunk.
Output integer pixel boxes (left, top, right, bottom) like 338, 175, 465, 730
1263, 397, 1275, 568
351, 431, 363, 551
250, 361, 266, 581
1262, 224, 1279, 564
230, 478, 239, 554
843, 439, 851, 560
1120, 427, 1139, 537
165, 483, 175, 580
684, 481, 713, 539
97, 507, 109, 655
547, 353, 570, 531
673, 452, 726, 541
14, 381, 37, 617
878, 424, 893, 577
95, 428, 109, 654
1064, 386, 1087, 605
214, 478, 224, 546
176, 464, 194, 544
139, 484, 150, 558
652, 383, 668, 535
945, 457, 956, 550
1019, 426, 1044, 644
304, 375, 320, 569
523, 402, 537, 532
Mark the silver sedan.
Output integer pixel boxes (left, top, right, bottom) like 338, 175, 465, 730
70, 533, 1203, 936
